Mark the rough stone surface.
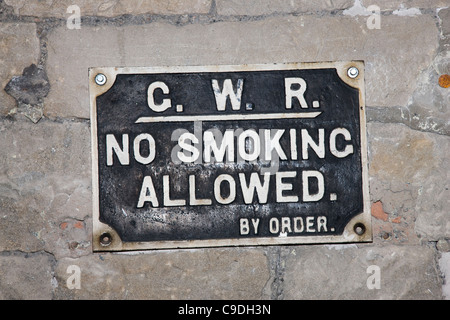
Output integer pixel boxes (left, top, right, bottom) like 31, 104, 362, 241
368, 123, 450, 243
359, 0, 449, 10
439, 252, 450, 299
0, 23, 40, 115
5, 64, 49, 106
216, 0, 354, 15
45, 15, 438, 119
4, 64, 50, 123
0, 119, 91, 258
366, 48, 449, 137
4, 0, 212, 17
282, 244, 442, 299
54, 248, 269, 299
407, 53, 450, 135
371, 201, 388, 222
439, 7, 450, 39
0, 252, 55, 299
437, 239, 450, 252
0, 0, 448, 301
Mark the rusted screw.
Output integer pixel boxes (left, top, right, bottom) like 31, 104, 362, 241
354, 223, 366, 235
100, 232, 112, 246
382, 232, 390, 240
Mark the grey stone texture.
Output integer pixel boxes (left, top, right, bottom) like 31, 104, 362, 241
4, 0, 212, 17
440, 252, 450, 299
215, 0, 355, 15
54, 248, 269, 299
282, 244, 442, 299
0, 23, 40, 116
0, 251, 55, 299
0, 119, 91, 258
0, 0, 449, 300
359, 0, 449, 10
44, 14, 438, 119
368, 123, 449, 243
4, 64, 50, 123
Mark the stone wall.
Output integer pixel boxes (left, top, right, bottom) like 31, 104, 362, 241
0, 0, 448, 300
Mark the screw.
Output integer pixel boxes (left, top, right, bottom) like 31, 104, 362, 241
347, 67, 359, 79
95, 73, 107, 86
100, 232, 112, 246
354, 223, 366, 236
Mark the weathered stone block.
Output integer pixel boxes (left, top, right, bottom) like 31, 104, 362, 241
4, 0, 212, 17
0, 119, 91, 257
45, 15, 438, 119
0, 252, 54, 299
4, 64, 50, 123
439, 7, 450, 39
360, 0, 449, 10
281, 244, 442, 299
0, 23, 40, 115
54, 248, 269, 299
216, 0, 354, 15
439, 252, 450, 300
368, 123, 450, 242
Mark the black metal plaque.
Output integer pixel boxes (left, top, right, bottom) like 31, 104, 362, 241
90, 62, 371, 251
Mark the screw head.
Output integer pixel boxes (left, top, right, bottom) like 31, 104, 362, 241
99, 232, 112, 246
95, 73, 107, 86
353, 223, 366, 236
347, 67, 359, 79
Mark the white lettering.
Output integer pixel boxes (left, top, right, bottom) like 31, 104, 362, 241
306, 216, 315, 232
317, 216, 328, 232
269, 217, 279, 233
251, 218, 260, 234
240, 218, 249, 235
301, 128, 325, 159
106, 134, 129, 166
147, 81, 171, 112
302, 170, 324, 202
268, 216, 330, 234
239, 172, 270, 204
264, 129, 287, 161
285, 77, 308, 109
276, 171, 299, 203
238, 129, 260, 161
294, 217, 304, 232
133, 133, 156, 165
281, 217, 292, 233
211, 78, 244, 111
137, 176, 159, 208
290, 128, 298, 160
163, 175, 186, 206
214, 174, 236, 204
329, 127, 354, 158
189, 175, 212, 206
204, 129, 234, 163
177, 132, 200, 163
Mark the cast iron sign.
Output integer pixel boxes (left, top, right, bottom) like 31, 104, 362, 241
90, 62, 371, 251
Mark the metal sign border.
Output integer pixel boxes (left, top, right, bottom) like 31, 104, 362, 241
89, 61, 371, 251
